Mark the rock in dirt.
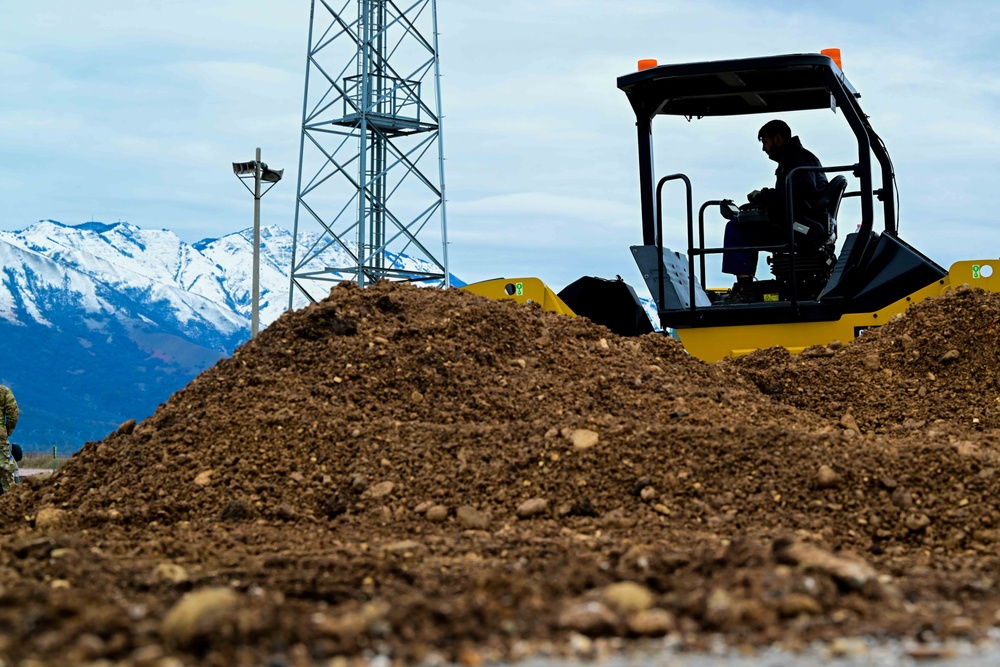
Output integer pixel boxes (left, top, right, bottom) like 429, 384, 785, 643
570, 429, 600, 451
773, 539, 877, 592
34, 507, 67, 530
601, 581, 654, 615
558, 602, 617, 635
516, 497, 548, 519
625, 608, 674, 636
160, 587, 241, 648
816, 465, 843, 490
153, 563, 190, 585
456, 505, 489, 529
425, 505, 448, 523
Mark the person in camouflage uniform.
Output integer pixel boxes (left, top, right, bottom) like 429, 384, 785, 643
0, 385, 19, 493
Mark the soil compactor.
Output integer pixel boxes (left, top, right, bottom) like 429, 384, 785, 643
463, 52, 1000, 361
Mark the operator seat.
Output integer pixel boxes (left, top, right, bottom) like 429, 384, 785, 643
768, 175, 848, 299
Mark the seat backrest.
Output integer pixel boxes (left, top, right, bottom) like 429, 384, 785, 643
815, 175, 848, 222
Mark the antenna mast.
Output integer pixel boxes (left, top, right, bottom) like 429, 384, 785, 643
289, 0, 449, 306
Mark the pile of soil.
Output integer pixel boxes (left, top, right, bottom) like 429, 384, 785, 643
2, 282, 1000, 666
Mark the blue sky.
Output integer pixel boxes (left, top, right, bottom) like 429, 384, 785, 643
3, 1, 1000, 293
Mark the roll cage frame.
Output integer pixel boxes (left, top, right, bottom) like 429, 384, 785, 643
617, 54, 905, 325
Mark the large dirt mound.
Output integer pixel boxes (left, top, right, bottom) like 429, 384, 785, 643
2, 282, 1000, 666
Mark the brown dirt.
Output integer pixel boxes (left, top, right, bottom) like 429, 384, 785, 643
3, 281, 1000, 666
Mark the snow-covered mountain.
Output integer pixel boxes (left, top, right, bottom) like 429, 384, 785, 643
0, 220, 454, 452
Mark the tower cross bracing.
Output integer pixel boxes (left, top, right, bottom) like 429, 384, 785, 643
290, 0, 448, 306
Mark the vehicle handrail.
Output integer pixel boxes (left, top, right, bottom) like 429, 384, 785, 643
697, 200, 723, 291
655, 174, 693, 313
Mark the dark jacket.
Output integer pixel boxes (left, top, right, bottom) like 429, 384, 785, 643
759, 136, 828, 226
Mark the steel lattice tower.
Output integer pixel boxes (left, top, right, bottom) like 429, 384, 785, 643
289, 0, 448, 306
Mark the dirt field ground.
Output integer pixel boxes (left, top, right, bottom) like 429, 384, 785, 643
2, 281, 1000, 666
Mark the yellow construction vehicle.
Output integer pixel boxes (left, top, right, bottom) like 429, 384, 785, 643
464, 52, 999, 361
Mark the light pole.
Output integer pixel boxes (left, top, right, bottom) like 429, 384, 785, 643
233, 148, 283, 337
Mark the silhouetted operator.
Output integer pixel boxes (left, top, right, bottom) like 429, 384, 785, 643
723, 119, 828, 301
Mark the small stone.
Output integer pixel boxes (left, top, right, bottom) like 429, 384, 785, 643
598, 338, 609, 350
116, 418, 137, 436
414, 501, 433, 514
154, 563, 190, 585
160, 587, 241, 648
457, 645, 484, 667
940, 349, 961, 363
425, 505, 448, 523
891, 487, 913, 510
516, 497, 549, 519
774, 539, 877, 592
862, 353, 881, 370
365, 481, 395, 499
639, 486, 657, 501
904, 512, 931, 532
943, 616, 975, 637
703, 588, 736, 628
557, 602, 616, 635
410, 390, 424, 403
816, 465, 842, 490
194, 470, 213, 486
907, 645, 957, 660
568, 632, 594, 657
570, 429, 600, 451
456, 506, 489, 530
777, 593, 822, 617
827, 339, 843, 350
839, 413, 860, 433
625, 608, 674, 636
34, 508, 67, 531
829, 637, 869, 658
383, 540, 421, 553
601, 581, 654, 614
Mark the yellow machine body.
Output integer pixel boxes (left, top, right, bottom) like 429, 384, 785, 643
462, 260, 999, 363
461, 277, 576, 317
679, 260, 999, 362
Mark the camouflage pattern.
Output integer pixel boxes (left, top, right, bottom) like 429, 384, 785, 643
0, 385, 19, 493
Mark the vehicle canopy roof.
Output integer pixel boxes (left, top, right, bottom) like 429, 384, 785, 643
617, 53, 859, 118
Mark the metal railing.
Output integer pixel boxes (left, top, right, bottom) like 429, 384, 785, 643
655, 163, 861, 313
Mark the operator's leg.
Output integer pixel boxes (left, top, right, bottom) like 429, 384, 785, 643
722, 219, 760, 278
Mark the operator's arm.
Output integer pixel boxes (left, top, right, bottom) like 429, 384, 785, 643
788, 149, 826, 213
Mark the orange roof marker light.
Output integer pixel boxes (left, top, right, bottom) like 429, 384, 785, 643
637, 58, 658, 71
821, 48, 843, 70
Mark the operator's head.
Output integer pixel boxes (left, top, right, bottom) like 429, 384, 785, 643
758, 119, 791, 162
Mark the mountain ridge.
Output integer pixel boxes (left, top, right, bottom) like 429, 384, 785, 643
0, 219, 455, 452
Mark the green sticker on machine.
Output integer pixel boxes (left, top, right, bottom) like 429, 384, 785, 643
516, 282, 524, 296
972, 265, 981, 279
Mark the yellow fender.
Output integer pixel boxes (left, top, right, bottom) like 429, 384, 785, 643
460, 277, 576, 317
